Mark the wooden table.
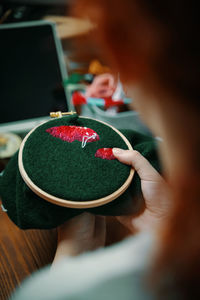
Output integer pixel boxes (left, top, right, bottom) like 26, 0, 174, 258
0, 201, 57, 300
43, 16, 94, 39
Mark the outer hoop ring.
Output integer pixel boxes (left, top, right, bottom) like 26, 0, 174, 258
18, 117, 134, 208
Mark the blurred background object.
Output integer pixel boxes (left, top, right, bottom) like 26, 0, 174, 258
0, 21, 70, 134
43, 15, 94, 39
0, 0, 152, 159
0, 133, 22, 172
0, 133, 22, 159
0, 0, 69, 24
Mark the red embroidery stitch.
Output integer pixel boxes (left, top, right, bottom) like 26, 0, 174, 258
95, 148, 116, 160
46, 126, 99, 145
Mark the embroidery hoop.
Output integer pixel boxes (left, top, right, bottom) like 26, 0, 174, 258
18, 117, 134, 209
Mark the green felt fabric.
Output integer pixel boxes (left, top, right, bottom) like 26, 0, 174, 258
0, 125, 161, 229
23, 115, 130, 201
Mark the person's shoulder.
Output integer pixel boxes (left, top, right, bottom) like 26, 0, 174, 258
11, 232, 153, 300
83, 231, 153, 273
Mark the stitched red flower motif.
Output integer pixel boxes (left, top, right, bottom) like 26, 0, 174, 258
95, 148, 116, 160
46, 126, 99, 148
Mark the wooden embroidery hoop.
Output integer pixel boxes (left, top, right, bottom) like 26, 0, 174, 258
18, 116, 134, 209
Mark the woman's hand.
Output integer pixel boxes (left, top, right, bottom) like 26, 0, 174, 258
53, 213, 106, 264
113, 148, 171, 232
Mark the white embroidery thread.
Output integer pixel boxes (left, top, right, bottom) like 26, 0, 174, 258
1, 204, 7, 212
81, 133, 97, 148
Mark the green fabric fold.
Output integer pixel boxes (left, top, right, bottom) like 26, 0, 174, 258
0, 129, 160, 229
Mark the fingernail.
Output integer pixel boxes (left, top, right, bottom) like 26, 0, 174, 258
113, 148, 124, 155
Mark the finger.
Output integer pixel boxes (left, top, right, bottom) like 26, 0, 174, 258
93, 73, 115, 89
113, 148, 162, 182
115, 215, 134, 233
94, 216, 106, 236
86, 86, 113, 98
97, 88, 114, 98
58, 212, 95, 241
103, 75, 115, 89
94, 216, 106, 246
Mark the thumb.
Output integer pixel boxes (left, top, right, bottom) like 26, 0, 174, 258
113, 148, 161, 182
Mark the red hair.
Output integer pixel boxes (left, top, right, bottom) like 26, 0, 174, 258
73, 0, 200, 297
